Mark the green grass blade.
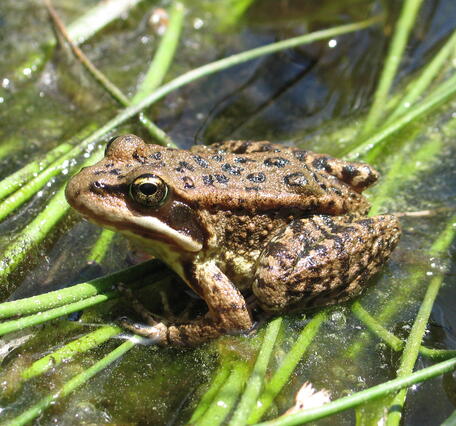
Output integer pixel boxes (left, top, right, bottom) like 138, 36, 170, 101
86, 229, 116, 263
0, 260, 159, 319
386, 30, 456, 123
385, 216, 456, 426
0, 123, 98, 201
441, 410, 456, 426
248, 311, 327, 423
229, 317, 282, 426
0, 293, 116, 337
344, 72, 456, 160
351, 301, 456, 360
254, 357, 456, 426
21, 325, 122, 380
131, 2, 185, 103
189, 362, 233, 423
361, 0, 424, 135
7, 339, 136, 426
194, 361, 250, 426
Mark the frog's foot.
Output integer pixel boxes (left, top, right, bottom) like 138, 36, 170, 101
119, 315, 253, 346
126, 260, 254, 346
253, 214, 401, 312
116, 283, 163, 325
119, 317, 167, 343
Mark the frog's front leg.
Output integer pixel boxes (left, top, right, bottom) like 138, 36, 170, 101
123, 261, 253, 346
253, 215, 400, 311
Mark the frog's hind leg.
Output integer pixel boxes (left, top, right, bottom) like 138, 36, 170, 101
304, 153, 379, 192
252, 215, 400, 312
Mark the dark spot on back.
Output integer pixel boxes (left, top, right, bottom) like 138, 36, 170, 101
245, 186, 260, 191
246, 172, 266, 183
284, 172, 308, 187
192, 155, 209, 168
182, 176, 195, 189
342, 165, 360, 182
109, 168, 121, 176
149, 152, 162, 160
363, 172, 378, 187
234, 157, 256, 164
175, 161, 195, 173
202, 175, 214, 185
292, 150, 308, 162
133, 152, 147, 164
264, 157, 290, 168
222, 163, 243, 175
214, 174, 229, 184
211, 154, 224, 162
105, 163, 114, 168
312, 157, 329, 170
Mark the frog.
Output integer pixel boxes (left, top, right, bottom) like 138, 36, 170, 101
65, 134, 401, 346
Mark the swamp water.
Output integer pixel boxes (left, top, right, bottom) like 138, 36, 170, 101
0, 0, 455, 424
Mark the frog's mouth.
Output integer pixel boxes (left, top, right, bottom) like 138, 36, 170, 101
80, 208, 202, 253
67, 190, 202, 253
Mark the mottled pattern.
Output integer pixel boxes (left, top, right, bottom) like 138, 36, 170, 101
252, 215, 401, 311
66, 135, 401, 346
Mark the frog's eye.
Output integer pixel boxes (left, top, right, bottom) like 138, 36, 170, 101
105, 136, 119, 155
129, 174, 168, 208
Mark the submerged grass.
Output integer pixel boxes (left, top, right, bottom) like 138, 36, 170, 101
0, 1, 455, 424
8, 339, 137, 426
4, 0, 147, 90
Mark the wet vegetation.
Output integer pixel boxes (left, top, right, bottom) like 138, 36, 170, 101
0, 0, 455, 424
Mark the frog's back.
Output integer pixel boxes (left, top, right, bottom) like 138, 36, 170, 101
154, 145, 371, 215
96, 135, 373, 216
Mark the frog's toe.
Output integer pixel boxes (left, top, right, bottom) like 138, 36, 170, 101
119, 317, 167, 343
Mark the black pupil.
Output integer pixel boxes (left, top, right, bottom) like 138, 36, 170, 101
140, 182, 158, 196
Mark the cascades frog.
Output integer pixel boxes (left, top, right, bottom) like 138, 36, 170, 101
66, 135, 400, 345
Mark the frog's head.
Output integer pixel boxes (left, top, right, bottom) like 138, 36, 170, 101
65, 135, 205, 253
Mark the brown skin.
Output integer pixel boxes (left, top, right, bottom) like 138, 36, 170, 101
66, 135, 400, 345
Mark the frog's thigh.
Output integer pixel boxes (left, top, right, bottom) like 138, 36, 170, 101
166, 261, 253, 345
253, 215, 400, 311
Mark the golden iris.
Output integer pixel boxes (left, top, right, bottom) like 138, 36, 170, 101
129, 174, 168, 207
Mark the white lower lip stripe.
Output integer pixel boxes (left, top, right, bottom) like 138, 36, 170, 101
128, 216, 202, 252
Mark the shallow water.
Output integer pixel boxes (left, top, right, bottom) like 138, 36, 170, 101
0, 0, 455, 424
